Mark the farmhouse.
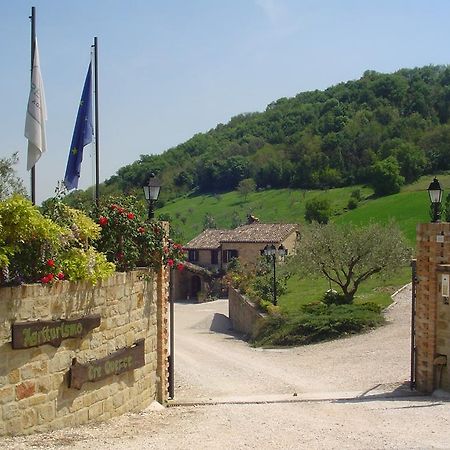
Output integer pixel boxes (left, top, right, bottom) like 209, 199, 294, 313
172, 218, 299, 301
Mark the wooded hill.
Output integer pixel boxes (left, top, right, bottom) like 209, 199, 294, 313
102, 65, 450, 204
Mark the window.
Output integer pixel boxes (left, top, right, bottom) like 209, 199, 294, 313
188, 249, 199, 262
211, 250, 219, 264
223, 249, 238, 263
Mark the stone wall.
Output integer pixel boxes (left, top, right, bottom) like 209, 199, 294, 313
228, 287, 266, 337
0, 268, 168, 436
415, 223, 450, 393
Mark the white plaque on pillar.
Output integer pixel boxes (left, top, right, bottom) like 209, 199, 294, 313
437, 235, 445, 243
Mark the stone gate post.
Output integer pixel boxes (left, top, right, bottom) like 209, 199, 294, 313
415, 223, 450, 393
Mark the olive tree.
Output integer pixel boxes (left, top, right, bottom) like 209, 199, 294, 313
296, 222, 411, 303
0, 153, 26, 201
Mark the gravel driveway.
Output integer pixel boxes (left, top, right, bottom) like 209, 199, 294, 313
3, 285, 450, 449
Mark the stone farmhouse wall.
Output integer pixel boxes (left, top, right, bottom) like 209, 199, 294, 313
222, 233, 297, 269
0, 268, 168, 436
415, 222, 450, 393
228, 287, 266, 338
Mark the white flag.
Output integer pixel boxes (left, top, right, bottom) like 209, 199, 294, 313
25, 39, 47, 171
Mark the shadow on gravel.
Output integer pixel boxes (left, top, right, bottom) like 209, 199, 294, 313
209, 313, 249, 342
333, 382, 449, 405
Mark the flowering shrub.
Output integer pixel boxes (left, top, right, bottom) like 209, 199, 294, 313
0, 195, 114, 286
93, 196, 185, 272
224, 256, 290, 313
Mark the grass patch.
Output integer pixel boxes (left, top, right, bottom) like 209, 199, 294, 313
279, 266, 411, 314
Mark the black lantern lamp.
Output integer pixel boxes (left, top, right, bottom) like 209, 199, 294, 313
428, 177, 443, 223
263, 243, 287, 306
277, 244, 287, 258
143, 173, 161, 220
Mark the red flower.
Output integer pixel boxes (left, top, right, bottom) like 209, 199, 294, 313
168, 259, 174, 267
41, 276, 50, 284
118, 207, 125, 214
110, 204, 118, 210
127, 212, 135, 220
163, 246, 169, 254
47, 259, 55, 267
117, 252, 124, 261
47, 273, 54, 281
176, 263, 184, 271
57, 272, 65, 280
138, 226, 145, 234
99, 216, 108, 227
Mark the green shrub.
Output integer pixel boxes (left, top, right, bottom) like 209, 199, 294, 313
322, 289, 351, 305
347, 198, 358, 210
350, 189, 362, 201
251, 302, 384, 347
304, 197, 331, 224
60, 247, 115, 284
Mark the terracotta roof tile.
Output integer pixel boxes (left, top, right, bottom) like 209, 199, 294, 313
221, 223, 298, 243
185, 229, 232, 249
186, 223, 298, 249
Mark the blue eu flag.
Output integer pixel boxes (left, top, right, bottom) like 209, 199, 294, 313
64, 63, 93, 190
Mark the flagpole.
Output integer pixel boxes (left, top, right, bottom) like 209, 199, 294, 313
93, 36, 100, 207
30, 6, 36, 205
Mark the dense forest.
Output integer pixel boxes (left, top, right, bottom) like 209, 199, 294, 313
74, 65, 450, 205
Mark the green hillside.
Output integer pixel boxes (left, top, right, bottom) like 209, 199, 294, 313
158, 185, 373, 243
158, 173, 449, 245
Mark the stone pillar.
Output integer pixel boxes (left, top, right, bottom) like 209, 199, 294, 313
155, 222, 170, 403
415, 223, 450, 392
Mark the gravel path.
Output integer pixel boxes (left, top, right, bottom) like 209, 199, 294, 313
3, 285, 450, 449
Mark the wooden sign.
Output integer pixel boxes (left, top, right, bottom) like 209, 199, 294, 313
11, 315, 101, 349
69, 339, 145, 389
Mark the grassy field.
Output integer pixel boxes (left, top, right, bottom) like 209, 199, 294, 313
158, 185, 373, 242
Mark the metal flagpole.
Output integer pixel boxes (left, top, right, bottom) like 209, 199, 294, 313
93, 37, 100, 207
30, 7, 36, 205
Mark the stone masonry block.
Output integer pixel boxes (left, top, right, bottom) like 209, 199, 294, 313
20, 360, 48, 380
5, 417, 22, 435
8, 369, 20, 384
21, 407, 38, 430
2, 402, 20, 420
15, 381, 36, 400
36, 402, 56, 424
0, 386, 15, 405
19, 392, 47, 408
88, 401, 103, 420
48, 350, 73, 373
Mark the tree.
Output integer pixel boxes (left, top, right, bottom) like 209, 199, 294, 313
369, 156, 404, 196
237, 178, 256, 200
304, 197, 331, 224
0, 153, 26, 200
203, 213, 217, 230
295, 222, 410, 304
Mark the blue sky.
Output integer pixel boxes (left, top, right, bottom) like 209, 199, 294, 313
2, 0, 450, 204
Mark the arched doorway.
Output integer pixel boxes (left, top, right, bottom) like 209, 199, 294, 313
190, 275, 201, 299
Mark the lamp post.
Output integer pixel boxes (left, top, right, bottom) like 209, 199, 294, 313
143, 173, 161, 220
427, 177, 443, 223
263, 244, 287, 306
